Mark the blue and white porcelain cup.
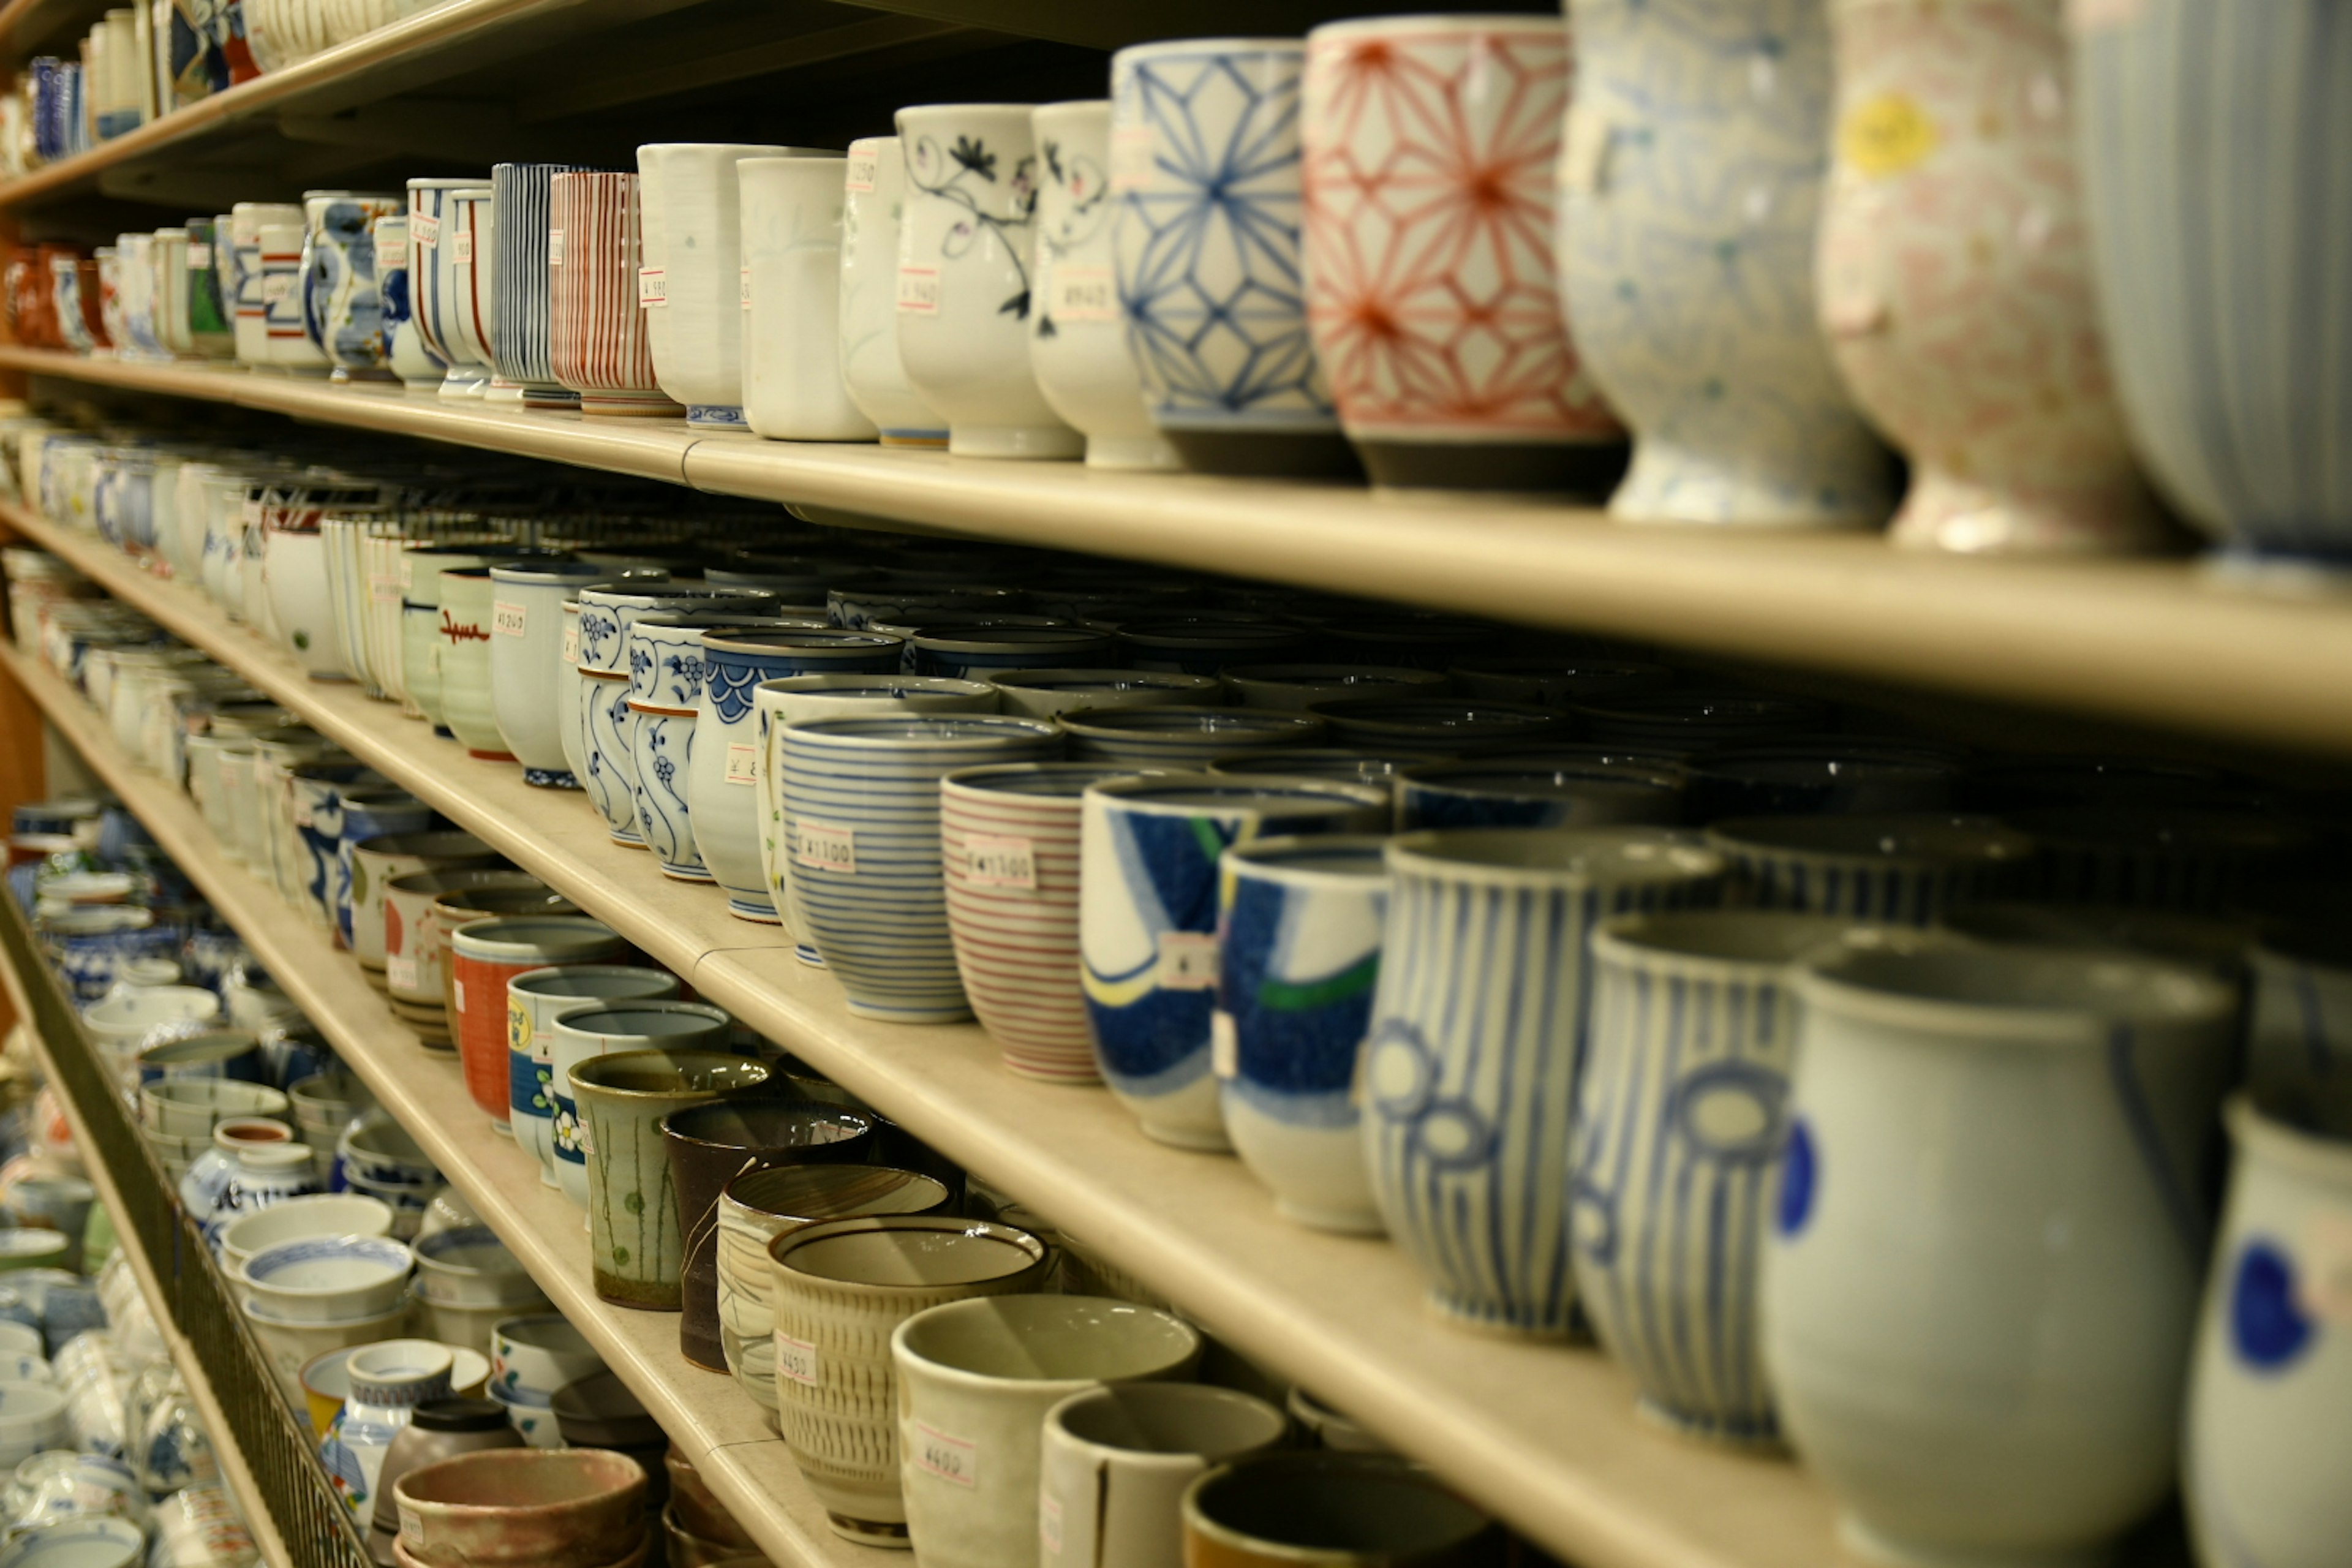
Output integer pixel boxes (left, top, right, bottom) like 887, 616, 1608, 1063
488, 560, 611, 788
489, 161, 591, 406
623, 611, 807, 880
403, 177, 486, 394
1081, 774, 1390, 1149
1704, 812, 2035, 925
1109, 39, 1349, 477
688, 628, 903, 921
839, 135, 950, 446
1397, 758, 1685, 832
507, 964, 682, 1188
1575, 910, 1878, 1446
282, 761, 386, 933
1217, 835, 1391, 1233
257, 222, 330, 375
1766, 937, 2234, 1568
1363, 826, 1727, 1334
372, 214, 444, 393
300, 190, 401, 382
2185, 1095, 2352, 1568
335, 791, 435, 946
780, 714, 1064, 1021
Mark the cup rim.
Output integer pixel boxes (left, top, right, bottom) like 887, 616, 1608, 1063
1384, 826, 1724, 888
767, 1215, 1047, 1290
1795, 930, 2236, 1041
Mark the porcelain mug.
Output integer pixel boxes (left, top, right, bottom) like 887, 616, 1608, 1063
548, 172, 682, 416
839, 137, 949, 445
1039, 1384, 1287, 1568
258, 222, 330, 374
301, 190, 401, 381
740, 156, 875, 441
436, 187, 497, 398
404, 178, 486, 394
230, 202, 302, 364
488, 161, 590, 406
548, 1000, 736, 1209
373, 214, 445, 392
488, 560, 609, 786
437, 565, 520, 761
447, 916, 629, 1128
636, 142, 805, 428
892, 104, 1082, 459
507, 964, 680, 1186
348, 832, 499, 978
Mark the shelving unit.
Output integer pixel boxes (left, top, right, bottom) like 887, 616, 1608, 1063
10, 348, 2352, 761
0, 497, 1879, 1568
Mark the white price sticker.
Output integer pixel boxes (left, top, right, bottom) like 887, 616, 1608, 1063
794, 819, 856, 874
638, 267, 667, 307
386, 954, 418, 993
377, 233, 406, 269
492, 600, 527, 637
187, 243, 211, 268
546, 228, 565, 265
451, 977, 466, 1013
895, 265, 940, 315
724, 743, 760, 785
912, 1422, 976, 1489
411, 212, 440, 247
1110, 125, 1156, 192
844, 149, 877, 193
291, 799, 313, 829
452, 227, 475, 265
561, 622, 580, 665
1212, 1009, 1238, 1079
740, 266, 752, 309
369, 573, 401, 605
260, 273, 292, 306
2299, 1216, 2352, 1323
1047, 265, 1115, 323
774, 1332, 820, 1387
1039, 1493, 1063, 1556
963, 833, 1036, 891
1157, 932, 1220, 990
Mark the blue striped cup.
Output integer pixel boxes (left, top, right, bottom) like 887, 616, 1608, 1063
1705, 813, 2034, 925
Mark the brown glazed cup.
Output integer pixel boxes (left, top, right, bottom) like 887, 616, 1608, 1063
1182, 1454, 1501, 1568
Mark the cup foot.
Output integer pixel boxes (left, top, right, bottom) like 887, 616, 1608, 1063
1137, 1119, 1234, 1153
724, 897, 780, 922
824, 1513, 911, 1548
1084, 434, 1183, 471
573, 389, 686, 417
464, 748, 516, 763
484, 379, 527, 403
946, 423, 1085, 459
794, 944, 825, 967
1163, 426, 1361, 479
1360, 435, 1627, 496
1427, 1287, 1573, 1340
997, 1055, 1102, 1085
1632, 1395, 1784, 1453
609, 828, 646, 846
878, 429, 949, 448
657, 864, 716, 883
591, 1272, 682, 1311
1839, 1515, 2114, 1568
522, 768, 579, 789
688, 404, 751, 429
843, 997, 974, 1025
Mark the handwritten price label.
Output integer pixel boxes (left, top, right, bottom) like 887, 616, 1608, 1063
845, 149, 878, 193
1047, 265, 1115, 323
375, 233, 405, 269
561, 622, 580, 665
187, 243, 212, 269
492, 601, 527, 637
411, 212, 440, 247
896, 266, 940, 315
913, 1422, 976, 1488
638, 268, 667, 307
774, 1332, 820, 1386
1157, 932, 1219, 990
741, 266, 752, 310
963, 834, 1036, 891
452, 228, 475, 265
725, 743, 760, 785
546, 228, 565, 265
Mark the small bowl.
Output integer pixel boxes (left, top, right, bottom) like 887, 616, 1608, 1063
0, 1234, 69, 1275
345, 1177, 438, 1240
414, 1227, 538, 1308
137, 1078, 290, 1139
133, 1028, 264, 1087
486, 1382, 565, 1450
338, 1110, 437, 1188
0, 1516, 144, 1568
216, 1194, 396, 1279
393, 1448, 649, 1566
238, 1235, 414, 1324
413, 1281, 550, 1360
491, 1315, 603, 1405
0, 1382, 69, 1459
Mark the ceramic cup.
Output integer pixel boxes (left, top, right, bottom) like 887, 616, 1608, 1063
1109, 40, 1349, 475
568, 1050, 771, 1310
437, 186, 497, 398
507, 964, 681, 1186
1575, 910, 1880, 1446
488, 161, 591, 406
892, 105, 1082, 459
1302, 15, 1624, 491
548, 172, 682, 416
839, 136, 949, 445
715, 1166, 952, 1417
1060, 707, 1324, 769
1039, 1384, 1287, 1568
741, 155, 875, 441
383, 869, 555, 1042
1028, 100, 1176, 470
1704, 813, 2036, 924
374, 214, 445, 392
1559, 0, 1890, 528
439, 565, 526, 760
1080, 774, 1390, 1148
404, 178, 489, 396
1180, 1453, 1500, 1568
1364, 827, 1728, 1334
778, 714, 1065, 1021
891, 1294, 1202, 1568
488, 559, 609, 786
302, 190, 401, 381
447, 916, 630, 1128
230, 202, 303, 365
767, 1216, 1052, 1545
989, 669, 1218, 720
1396, 758, 1684, 831
1764, 937, 2236, 1567
1216, 834, 1390, 1234
636, 142, 805, 428
548, 1001, 737, 1209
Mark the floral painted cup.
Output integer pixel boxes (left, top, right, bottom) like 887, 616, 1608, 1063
548, 1000, 735, 1209
506, 964, 681, 1187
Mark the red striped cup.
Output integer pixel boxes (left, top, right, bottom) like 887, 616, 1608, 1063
549, 172, 684, 417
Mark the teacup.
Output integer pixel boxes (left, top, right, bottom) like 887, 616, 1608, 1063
507, 965, 682, 1186
1180, 1453, 1500, 1568
1040, 1384, 1287, 1568
548, 1000, 735, 1209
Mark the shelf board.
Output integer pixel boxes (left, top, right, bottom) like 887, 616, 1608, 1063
0, 641, 887, 1568
1, 502, 1868, 1568
10, 345, 2352, 760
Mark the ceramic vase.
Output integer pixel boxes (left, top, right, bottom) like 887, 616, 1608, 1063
257, 222, 330, 375
405, 178, 485, 394
1703, 813, 2034, 924
1817, 0, 2160, 553
488, 559, 606, 786
548, 172, 682, 417
1216, 834, 1390, 1234
1110, 40, 1348, 475
2184, 1096, 2352, 1568
1364, 827, 1727, 1334
767, 1216, 1052, 1545
507, 965, 681, 1187
714, 1165, 952, 1417
447, 916, 628, 1128
741, 156, 875, 441
687, 628, 902, 921
780, 714, 1063, 1020
1301, 16, 1623, 491
437, 566, 518, 761
2075, 0, 2352, 565
941, 763, 1135, 1083
372, 215, 443, 391
488, 161, 590, 407
1559, 0, 1890, 527
569, 1049, 770, 1309
1766, 939, 2235, 1567
892, 105, 1082, 459
839, 137, 949, 445
637, 142, 802, 428
548, 1000, 735, 1208
1080, 774, 1390, 1149
1028, 100, 1175, 470
301, 190, 401, 382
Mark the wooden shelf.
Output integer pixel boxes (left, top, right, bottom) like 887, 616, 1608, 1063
11, 346, 2352, 761
1, 500, 1865, 1568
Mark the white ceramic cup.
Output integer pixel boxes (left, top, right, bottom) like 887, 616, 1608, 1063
488, 560, 611, 787
741, 156, 875, 441
636, 141, 808, 428
840, 137, 949, 445
1039, 1384, 1286, 1568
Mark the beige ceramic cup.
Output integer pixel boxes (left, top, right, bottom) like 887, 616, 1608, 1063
1039, 1384, 1286, 1568
1180, 1453, 1501, 1568
349, 832, 500, 981
766, 1216, 1051, 1546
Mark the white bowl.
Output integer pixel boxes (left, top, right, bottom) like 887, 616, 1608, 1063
238, 1236, 413, 1324
0, 1325, 40, 1362
336, 1110, 437, 1188
241, 1298, 413, 1408
485, 1381, 564, 1449
81, 987, 219, 1051
413, 1226, 536, 1308
216, 1194, 396, 1278
410, 1281, 549, 1360
0, 1515, 144, 1568
137, 1078, 288, 1139
0, 1382, 68, 1456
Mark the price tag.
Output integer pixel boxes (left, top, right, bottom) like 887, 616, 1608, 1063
493, 600, 527, 637
369, 573, 400, 605
774, 1332, 820, 1386
844, 148, 877, 193
1110, 126, 1155, 192
377, 233, 406, 270
292, 799, 313, 829
1212, 1009, 1238, 1079
895, 266, 940, 315
1047, 265, 1115, 323
724, 743, 759, 785
740, 266, 752, 309
453, 227, 475, 265
561, 622, 580, 665
794, 819, 856, 873
451, 977, 466, 1013
912, 1422, 976, 1488
387, 954, 418, 993
1039, 1493, 1062, 1556
638, 267, 667, 307
1157, 932, 1219, 990
187, 243, 211, 268
411, 212, 440, 247
546, 228, 565, 266
2299, 1216, 2352, 1322
963, 834, 1036, 891
260, 273, 292, 306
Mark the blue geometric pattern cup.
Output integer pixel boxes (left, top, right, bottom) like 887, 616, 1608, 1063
1363, 827, 1727, 1335
1080, 773, 1389, 1149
